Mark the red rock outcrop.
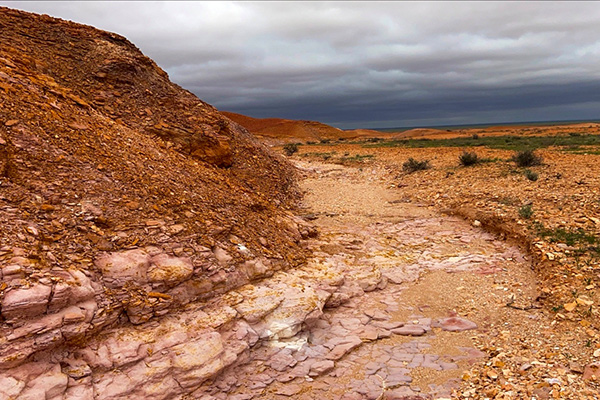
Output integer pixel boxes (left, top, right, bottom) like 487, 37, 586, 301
222, 111, 390, 145
0, 7, 315, 398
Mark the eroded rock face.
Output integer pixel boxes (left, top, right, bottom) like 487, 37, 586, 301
0, 5, 309, 397
95, 249, 152, 288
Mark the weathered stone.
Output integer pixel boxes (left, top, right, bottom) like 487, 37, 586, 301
392, 325, 426, 336
372, 320, 405, 330
147, 254, 194, 287
170, 333, 225, 388
95, 249, 151, 288
382, 268, 412, 285
0, 375, 25, 398
352, 267, 385, 292
364, 309, 390, 321
19, 364, 69, 399
267, 351, 297, 372
583, 362, 600, 380
234, 286, 283, 323
1, 284, 52, 322
325, 292, 351, 308
213, 246, 232, 265
326, 336, 363, 360
435, 317, 477, 332
62, 306, 86, 323
338, 317, 363, 331
61, 359, 92, 379
309, 360, 335, 376
259, 285, 328, 340
358, 325, 380, 341
275, 383, 302, 396
241, 258, 273, 280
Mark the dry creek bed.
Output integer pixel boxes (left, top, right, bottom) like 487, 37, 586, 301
197, 160, 551, 400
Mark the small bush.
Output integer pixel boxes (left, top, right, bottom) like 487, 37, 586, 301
472, 134, 479, 140
459, 151, 480, 166
524, 169, 538, 181
534, 222, 598, 246
513, 149, 543, 167
402, 158, 430, 173
498, 196, 517, 206
518, 204, 533, 219
283, 143, 299, 156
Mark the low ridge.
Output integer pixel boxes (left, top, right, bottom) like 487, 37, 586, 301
222, 111, 388, 145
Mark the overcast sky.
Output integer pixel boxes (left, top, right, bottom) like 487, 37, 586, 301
4, 1, 600, 129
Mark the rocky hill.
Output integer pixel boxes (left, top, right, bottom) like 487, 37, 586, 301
0, 7, 316, 398
222, 111, 389, 145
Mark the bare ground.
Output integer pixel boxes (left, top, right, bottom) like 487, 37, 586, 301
200, 159, 597, 399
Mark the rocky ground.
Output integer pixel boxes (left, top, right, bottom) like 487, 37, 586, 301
174, 159, 540, 399
289, 141, 600, 398
3, 6, 600, 400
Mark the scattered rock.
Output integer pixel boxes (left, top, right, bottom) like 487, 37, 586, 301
583, 362, 600, 380
309, 360, 335, 376
434, 317, 477, 332
392, 325, 426, 336
276, 384, 302, 396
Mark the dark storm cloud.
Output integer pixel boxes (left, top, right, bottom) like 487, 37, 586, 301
4, 1, 600, 128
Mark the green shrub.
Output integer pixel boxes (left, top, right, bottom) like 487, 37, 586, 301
513, 149, 543, 167
534, 222, 598, 246
402, 158, 430, 173
283, 143, 299, 156
518, 204, 533, 219
459, 151, 480, 166
524, 169, 538, 181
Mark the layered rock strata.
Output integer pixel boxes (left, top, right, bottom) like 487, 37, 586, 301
0, 6, 312, 398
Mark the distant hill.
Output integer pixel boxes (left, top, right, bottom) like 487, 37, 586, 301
222, 111, 391, 144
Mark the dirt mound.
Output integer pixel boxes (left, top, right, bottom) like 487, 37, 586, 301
0, 6, 310, 371
222, 111, 389, 144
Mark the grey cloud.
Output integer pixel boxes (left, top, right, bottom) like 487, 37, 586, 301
3, 1, 600, 128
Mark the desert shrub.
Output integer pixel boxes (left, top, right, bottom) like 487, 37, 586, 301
524, 169, 539, 181
402, 158, 430, 173
534, 222, 598, 246
283, 143, 299, 156
518, 204, 533, 219
472, 134, 479, 140
459, 151, 480, 166
513, 149, 543, 167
